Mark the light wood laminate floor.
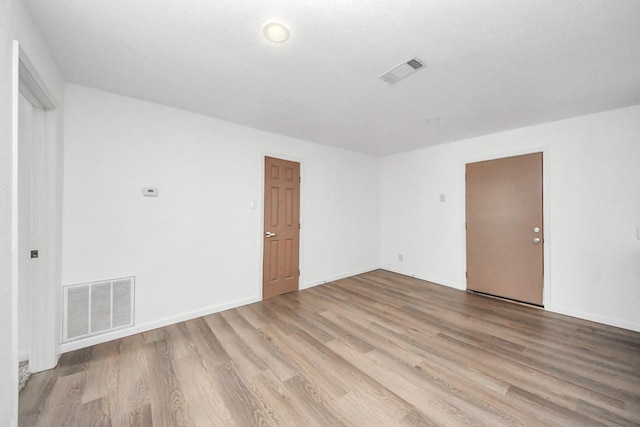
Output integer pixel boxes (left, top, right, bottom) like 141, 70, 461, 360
19, 270, 640, 426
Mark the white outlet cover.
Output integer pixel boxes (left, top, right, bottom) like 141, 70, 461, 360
143, 187, 158, 197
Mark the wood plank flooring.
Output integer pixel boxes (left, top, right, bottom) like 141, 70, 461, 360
19, 270, 640, 426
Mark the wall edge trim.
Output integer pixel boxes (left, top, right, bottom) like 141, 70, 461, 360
379, 266, 464, 290
301, 266, 380, 289
59, 295, 261, 353
546, 304, 640, 333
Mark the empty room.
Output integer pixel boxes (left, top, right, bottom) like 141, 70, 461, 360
2, 0, 640, 425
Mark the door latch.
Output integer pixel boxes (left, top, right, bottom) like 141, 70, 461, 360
30, 250, 39, 259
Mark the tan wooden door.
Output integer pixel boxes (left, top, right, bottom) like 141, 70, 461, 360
263, 157, 300, 299
466, 152, 544, 305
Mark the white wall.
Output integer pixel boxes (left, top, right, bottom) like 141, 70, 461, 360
61, 84, 380, 350
381, 105, 640, 332
1, 0, 64, 423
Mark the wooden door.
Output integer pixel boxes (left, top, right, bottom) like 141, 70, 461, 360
466, 152, 544, 305
263, 157, 300, 299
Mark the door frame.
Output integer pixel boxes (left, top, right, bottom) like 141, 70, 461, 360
259, 153, 304, 297
460, 147, 551, 308
12, 42, 60, 373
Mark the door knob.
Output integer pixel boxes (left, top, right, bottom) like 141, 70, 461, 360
533, 227, 540, 233
533, 237, 541, 244
266, 232, 277, 238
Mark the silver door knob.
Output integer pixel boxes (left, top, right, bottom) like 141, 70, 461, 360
266, 232, 277, 238
533, 237, 541, 244
533, 227, 540, 233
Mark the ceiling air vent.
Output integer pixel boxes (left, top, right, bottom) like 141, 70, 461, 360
379, 57, 425, 84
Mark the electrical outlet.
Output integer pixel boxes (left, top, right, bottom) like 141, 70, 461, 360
143, 187, 159, 197
398, 254, 403, 261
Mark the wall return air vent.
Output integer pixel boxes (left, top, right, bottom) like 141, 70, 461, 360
379, 57, 425, 84
63, 276, 135, 342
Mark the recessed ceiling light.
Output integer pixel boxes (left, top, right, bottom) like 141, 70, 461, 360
263, 23, 290, 43
424, 116, 441, 124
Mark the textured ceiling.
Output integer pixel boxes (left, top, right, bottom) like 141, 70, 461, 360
22, 0, 640, 155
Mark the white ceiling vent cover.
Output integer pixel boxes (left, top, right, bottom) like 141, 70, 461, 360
379, 57, 425, 84
63, 276, 135, 342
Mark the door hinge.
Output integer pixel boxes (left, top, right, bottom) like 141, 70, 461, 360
299, 177, 301, 183
298, 269, 300, 277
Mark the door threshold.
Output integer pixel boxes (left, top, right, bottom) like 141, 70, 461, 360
467, 290, 544, 309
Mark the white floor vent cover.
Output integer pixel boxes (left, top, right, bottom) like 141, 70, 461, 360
63, 277, 135, 342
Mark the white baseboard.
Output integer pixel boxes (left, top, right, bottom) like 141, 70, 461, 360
379, 266, 464, 290
60, 268, 381, 354
380, 268, 639, 333
60, 295, 261, 353
546, 304, 640, 333
301, 266, 380, 289
58, 271, 640, 355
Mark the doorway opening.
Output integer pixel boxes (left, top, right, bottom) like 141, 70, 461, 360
14, 43, 60, 389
